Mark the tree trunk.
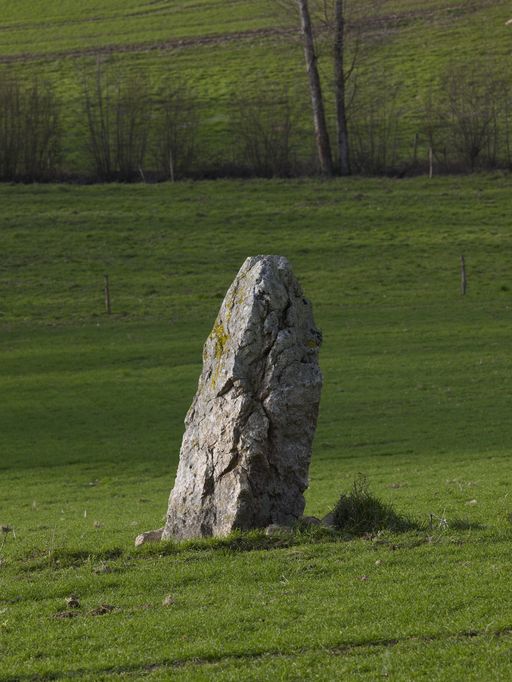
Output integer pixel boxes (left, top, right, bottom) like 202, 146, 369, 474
334, 0, 351, 176
297, 0, 333, 175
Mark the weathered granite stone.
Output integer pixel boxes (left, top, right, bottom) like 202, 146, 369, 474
161, 255, 322, 540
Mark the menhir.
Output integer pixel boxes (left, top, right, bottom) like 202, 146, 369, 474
155, 255, 322, 542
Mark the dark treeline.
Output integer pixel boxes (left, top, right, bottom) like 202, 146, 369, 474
1, 60, 512, 182
0, 77, 60, 181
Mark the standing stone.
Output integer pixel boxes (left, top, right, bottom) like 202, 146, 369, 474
161, 255, 322, 540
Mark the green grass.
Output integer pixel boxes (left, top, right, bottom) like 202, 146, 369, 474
1, 175, 512, 679
0, 0, 271, 56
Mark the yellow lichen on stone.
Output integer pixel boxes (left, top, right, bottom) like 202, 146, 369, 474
210, 321, 229, 388
307, 338, 319, 349
212, 322, 229, 360
224, 296, 234, 323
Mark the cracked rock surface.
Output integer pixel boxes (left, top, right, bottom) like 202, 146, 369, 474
162, 255, 323, 540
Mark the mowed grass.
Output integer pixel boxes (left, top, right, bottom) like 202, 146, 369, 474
1, 176, 512, 680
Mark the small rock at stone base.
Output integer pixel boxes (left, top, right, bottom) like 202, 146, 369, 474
265, 524, 294, 537
300, 516, 322, 526
135, 528, 164, 547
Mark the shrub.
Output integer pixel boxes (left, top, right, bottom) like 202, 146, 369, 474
349, 74, 404, 175
423, 61, 508, 172
332, 473, 409, 534
81, 60, 151, 181
229, 89, 300, 178
0, 75, 61, 181
21, 79, 61, 181
152, 80, 199, 181
0, 76, 21, 180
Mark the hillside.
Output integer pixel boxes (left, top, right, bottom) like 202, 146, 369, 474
2, 176, 512, 679
0, 0, 509, 62
1, 0, 511, 177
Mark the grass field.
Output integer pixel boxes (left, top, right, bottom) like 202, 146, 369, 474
1, 175, 512, 679
2, 0, 512, 174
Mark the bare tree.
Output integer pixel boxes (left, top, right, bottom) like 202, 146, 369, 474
297, 0, 334, 175
274, 0, 388, 176
81, 60, 150, 180
22, 79, 61, 180
0, 75, 21, 180
333, 0, 351, 175
350, 73, 403, 174
152, 81, 199, 181
0, 75, 61, 181
81, 59, 114, 179
115, 73, 151, 180
423, 62, 506, 172
230, 89, 299, 177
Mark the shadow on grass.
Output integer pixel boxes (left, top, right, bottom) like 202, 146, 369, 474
19, 476, 490, 572
21, 546, 125, 571
19, 515, 487, 572
139, 527, 337, 558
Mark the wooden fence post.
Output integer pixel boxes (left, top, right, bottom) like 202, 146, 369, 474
460, 255, 467, 296
104, 274, 112, 314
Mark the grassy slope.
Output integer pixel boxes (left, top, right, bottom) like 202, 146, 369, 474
1, 176, 512, 679
0, 0, 271, 55
1, 0, 508, 58
1, 0, 512, 172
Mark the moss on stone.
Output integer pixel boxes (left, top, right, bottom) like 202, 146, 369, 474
212, 322, 229, 360
210, 321, 229, 388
